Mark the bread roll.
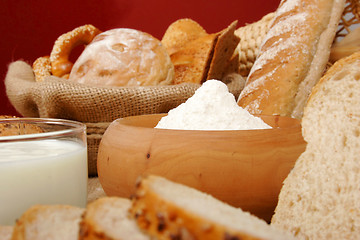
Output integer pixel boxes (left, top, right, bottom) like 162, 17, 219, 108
68, 28, 174, 87
237, 0, 346, 119
271, 51, 360, 239
130, 175, 295, 240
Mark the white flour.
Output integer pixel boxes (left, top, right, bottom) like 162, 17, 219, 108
155, 80, 271, 130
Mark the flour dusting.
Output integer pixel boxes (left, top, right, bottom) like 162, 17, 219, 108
155, 80, 271, 130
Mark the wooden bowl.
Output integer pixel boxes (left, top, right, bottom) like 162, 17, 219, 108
97, 114, 306, 221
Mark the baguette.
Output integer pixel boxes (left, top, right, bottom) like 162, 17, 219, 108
11, 205, 84, 240
79, 197, 150, 240
237, 0, 346, 119
130, 175, 295, 240
271, 51, 360, 239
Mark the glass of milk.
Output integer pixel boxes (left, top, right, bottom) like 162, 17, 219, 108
0, 118, 88, 225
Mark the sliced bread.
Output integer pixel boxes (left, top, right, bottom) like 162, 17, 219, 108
271, 51, 360, 239
79, 197, 150, 240
11, 205, 84, 240
130, 175, 295, 240
0, 226, 13, 240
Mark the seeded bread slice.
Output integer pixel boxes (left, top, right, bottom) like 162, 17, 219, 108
0, 226, 13, 240
130, 175, 295, 240
11, 205, 84, 240
79, 197, 150, 240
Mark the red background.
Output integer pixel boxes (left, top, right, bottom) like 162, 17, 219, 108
0, 0, 280, 116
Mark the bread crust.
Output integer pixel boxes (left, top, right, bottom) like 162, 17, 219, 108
237, 0, 346, 119
68, 28, 174, 87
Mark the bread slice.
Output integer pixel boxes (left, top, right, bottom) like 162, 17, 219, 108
130, 175, 295, 240
0, 226, 13, 240
79, 197, 150, 240
271, 51, 360, 239
11, 205, 84, 240
170, 33, 218, 84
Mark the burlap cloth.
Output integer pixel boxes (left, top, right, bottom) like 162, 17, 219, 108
5, 61, 244, 176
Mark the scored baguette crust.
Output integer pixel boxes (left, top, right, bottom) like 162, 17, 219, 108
237, 0, 346, 119
130, 175, 294, 240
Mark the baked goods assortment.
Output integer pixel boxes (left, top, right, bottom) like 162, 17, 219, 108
33, 24, 101, 82
31, 20, 241, 87
5, 0, 358, 239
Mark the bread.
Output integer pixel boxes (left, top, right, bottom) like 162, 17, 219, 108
170, 33, 218, 84
79, 197, 150, 240
271, 51, 360, 239
163, 19, 240, 85
0, 226, 13, 240
161, 18, 208, 56
11, 205, 84, 240
207, 21, 239, 81
0, 116, 44, 136
330, 26, 360, 63
237, 0, 346, 119
130, 175, 295, 240
68, 28, 174, 87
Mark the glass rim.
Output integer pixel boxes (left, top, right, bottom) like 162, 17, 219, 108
0, 118, 86, 142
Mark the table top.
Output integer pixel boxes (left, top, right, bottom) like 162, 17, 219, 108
87, 177, 106, 203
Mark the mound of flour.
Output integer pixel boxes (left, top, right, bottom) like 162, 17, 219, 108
155, 80, 271, 130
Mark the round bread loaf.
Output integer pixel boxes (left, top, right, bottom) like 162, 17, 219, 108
68, 28, 174, 87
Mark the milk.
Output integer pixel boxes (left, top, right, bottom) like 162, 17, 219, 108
0, 139, 88, 225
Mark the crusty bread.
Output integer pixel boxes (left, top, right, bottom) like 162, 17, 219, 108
161, 18, 208, 56
170, 33, 218, 84
164, 19, 240, 85
207, 21, 240, 81
271, 51, 360, 239
79, 197, 150, 240
130, 175, 295, 240
237, 0, 346, 119
68, 28, 174, 87
0, 226, 13, 240
11, 205, 84, 240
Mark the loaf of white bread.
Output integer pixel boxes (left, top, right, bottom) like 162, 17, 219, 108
237, 0, 346, 119
271, 51, 360, 239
